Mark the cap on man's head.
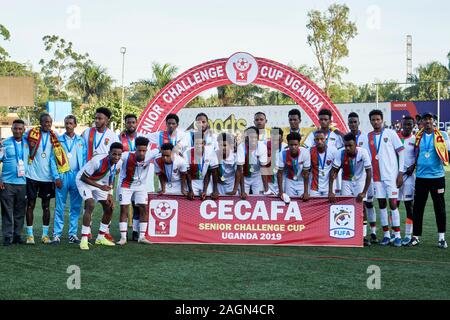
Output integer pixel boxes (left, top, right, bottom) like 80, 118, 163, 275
421, 112, 437, 120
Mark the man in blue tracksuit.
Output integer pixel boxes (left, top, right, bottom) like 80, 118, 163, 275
50, 115, 86, 244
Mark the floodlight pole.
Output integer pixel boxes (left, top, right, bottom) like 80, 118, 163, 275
120, 47, 126, 131
437, 81, 441, 128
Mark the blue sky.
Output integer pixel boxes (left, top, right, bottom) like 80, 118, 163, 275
1, 0, 449, 87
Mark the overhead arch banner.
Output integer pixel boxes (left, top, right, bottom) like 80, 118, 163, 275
137, 52, 346, 135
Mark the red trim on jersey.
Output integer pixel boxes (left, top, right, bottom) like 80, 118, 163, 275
310, 147, 319, 191
121, 152, 136, 188
285, 150, 299, 180
368, 132, 381, 182
89, 155, 110, 181
87, 127, 96, 161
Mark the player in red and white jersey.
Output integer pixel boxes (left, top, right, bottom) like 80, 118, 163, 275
365, 109, 405, 247
309, 130, 338, 197
216, 133, 247, 199
397, 116, 416, 246
236, 126, 269, 195
329, 132, 372, 246
261, 127, 287, 195
276, 132, 311, 200
348, 112, 378, 244
146, 113, 189, 155
154, 143, 189, 197
116, 137, 160, 246
303, 109, 344, 195
188, 113, 219, 152
184, 135, 219, 200
76, 142, 123, 250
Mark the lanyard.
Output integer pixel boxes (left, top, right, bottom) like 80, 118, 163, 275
12, 138, 24, 163
127, 133, 135, 151
374, 129, 384, 156
195, 151, 205, 178
356, 130, 361, 145
41, 130, 49, 152
318, 148, 327, 172
108, 159, 117, 186
94, 129, 107, 151
292, 154, 299, 176
63, 134, 75, 153
423, 133, 434, 152
165, 163, 173, 182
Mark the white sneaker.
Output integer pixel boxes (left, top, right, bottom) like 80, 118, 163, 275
138, 237, 152, 245
116, 238, 127, 246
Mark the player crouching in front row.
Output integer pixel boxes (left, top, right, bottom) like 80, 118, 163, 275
155, 143, 191, 198
117, 137, 160, 246
76, 142, 123, 250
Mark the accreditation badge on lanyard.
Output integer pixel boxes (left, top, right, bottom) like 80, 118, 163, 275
13, 139, 25, 177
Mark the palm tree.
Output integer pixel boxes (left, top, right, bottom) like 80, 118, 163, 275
67, 61, 113, 104
128, 62, 178, 108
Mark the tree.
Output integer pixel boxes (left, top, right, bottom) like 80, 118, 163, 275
411, 62, 450, 100
306, 3, 357, 96
0, 23, 10, 61
67, 60, 113, 104
39, 35, 88, 98
128, 62, 178, 108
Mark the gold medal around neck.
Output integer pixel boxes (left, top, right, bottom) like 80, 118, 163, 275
41, 152, 46, 158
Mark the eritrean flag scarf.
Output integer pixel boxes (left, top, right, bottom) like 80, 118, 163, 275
27, 127, 70, 174
415, 128, 449, 166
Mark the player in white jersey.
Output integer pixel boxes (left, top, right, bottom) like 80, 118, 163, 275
365, 109, 405, 247
237, 126, 269, 195
82, 107, 120, 162
309, 130, 338, 197
81, 107, 119, 242
397, 116, 416, 246
216, 133, 247, 199
188, 113, 219, 151
303, 108, 344, 194
261, 127, 287, 195
184, 135, 219, 200
348, 112, 378, 244
329, 132, 373, 246
76, 142, 123, 250
118, 114, 147, 241
116, 137, 160, 245
154, 143, 190, 197
146, 113, 189, 155
277, 132, 311, 200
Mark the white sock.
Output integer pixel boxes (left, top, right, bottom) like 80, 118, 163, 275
391, 209, 400, 228
363, 223, 367, 237
439, 233, 445, 241
139, 222, 148, 240
98, 223, 109, 240
119, 222, 128, 240
394, 231, 401, 239
379, 208, 388, 228
81, 225, 91, 241
405, 223, 413, 238
133, 219, 140, 232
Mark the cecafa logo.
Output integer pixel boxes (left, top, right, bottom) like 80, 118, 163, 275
225, 52, 259, 86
